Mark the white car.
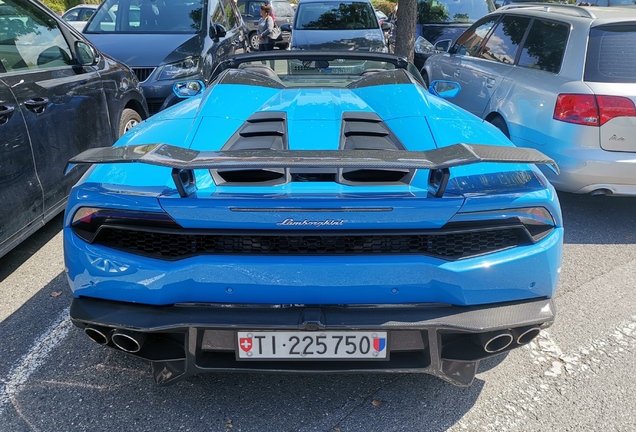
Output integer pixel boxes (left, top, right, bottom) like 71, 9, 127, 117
424, 4, 636, 196
61, 4, 98, 31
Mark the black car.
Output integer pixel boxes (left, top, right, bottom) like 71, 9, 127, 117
237, 0, 294, 50
0, 0, 148, 259
83, 0, 249, 115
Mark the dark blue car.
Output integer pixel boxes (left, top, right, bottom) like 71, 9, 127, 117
64, 51, 563, 387
82, 0, 249, 114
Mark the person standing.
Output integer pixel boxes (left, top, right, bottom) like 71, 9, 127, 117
257, 4, 275, 51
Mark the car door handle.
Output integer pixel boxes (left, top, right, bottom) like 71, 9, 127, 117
24, 97, 49, 114
0, 104, 15, 125
486, 77, 496, 88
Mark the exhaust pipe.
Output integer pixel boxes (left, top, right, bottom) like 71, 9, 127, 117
590, 188, 612, 196
511, 326, 541, 345
84, 325, 113, 346
111, 330, 147, 353
478, 331, 513, 353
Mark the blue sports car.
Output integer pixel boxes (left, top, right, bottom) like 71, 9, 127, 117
64, 51, 563, 386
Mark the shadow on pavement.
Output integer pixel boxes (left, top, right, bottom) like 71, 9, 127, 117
558, 192, 636, 245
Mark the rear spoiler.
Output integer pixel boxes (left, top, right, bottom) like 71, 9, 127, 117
67, 143, 558, 198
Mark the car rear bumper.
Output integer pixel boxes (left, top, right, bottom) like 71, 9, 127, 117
70, 296, 555, 386
540, 149, 636, 196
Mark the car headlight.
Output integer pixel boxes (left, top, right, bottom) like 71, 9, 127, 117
157, 57, 201, 81
414, 36, 435, 55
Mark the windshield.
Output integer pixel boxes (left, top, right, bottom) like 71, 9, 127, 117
212, 52, 423, 87
294, 1, 379, 30
85, 0, 205, 33
417, 0, 495, 24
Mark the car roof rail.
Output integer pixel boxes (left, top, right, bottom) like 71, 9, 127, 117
498, 4, 596, 19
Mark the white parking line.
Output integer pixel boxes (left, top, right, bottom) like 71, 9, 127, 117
0, 308, 72, 420
452, 315, 636, 431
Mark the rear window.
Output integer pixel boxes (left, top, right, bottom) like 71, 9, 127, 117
585, 24, 636, 83
295, 1, 378, 30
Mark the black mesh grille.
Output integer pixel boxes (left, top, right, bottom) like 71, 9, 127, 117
146, 98, 165, 116
91, 227, 529, 260
132, 67, 155, 82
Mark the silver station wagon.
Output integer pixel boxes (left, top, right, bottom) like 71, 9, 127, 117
423, 4, 636, 196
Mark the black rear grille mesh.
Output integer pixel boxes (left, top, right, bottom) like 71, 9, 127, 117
92, 227, 527, 260
132, 67, 155, 82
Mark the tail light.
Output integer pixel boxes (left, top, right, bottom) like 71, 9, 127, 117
71, 208, 180, 243
449, 207, 556, 242
554, 94, 636, 126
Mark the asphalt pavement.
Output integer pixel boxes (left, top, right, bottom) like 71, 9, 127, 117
1, 192, 635, 432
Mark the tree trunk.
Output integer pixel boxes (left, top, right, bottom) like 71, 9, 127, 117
394, 0, 417, 63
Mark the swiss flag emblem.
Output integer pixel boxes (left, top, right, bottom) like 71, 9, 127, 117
239, 337, 253, 352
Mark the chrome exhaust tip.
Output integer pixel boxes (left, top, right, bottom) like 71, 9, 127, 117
590, 188, 612, 196
479, 331, 514, 353
512, 326, 541, 345
111, 330, 147, 353
84, 326, 112, 346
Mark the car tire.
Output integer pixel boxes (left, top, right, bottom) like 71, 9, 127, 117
489, 116, 510, 139
118, 108, 142, 137
249, 32, 259, 51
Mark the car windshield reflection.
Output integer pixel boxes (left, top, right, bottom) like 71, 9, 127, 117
84, 0, 204, 33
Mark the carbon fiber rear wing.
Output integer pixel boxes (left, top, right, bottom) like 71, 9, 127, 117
67, 143, 558, 198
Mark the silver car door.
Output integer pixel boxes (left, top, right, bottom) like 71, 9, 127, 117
459, 15, 531, 118
441, 16, 499, 115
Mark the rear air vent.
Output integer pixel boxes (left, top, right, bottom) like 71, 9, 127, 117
212, 112, 289, 186
338, 112, 413, 185
212, 112, 415, 187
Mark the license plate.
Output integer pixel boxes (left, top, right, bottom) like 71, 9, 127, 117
236, 331, 388, 359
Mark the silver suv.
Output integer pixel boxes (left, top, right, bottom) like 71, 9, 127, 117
423, 5, 636, 196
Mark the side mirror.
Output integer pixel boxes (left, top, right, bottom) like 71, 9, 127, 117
210, 22, 227, 40
74, 41, 98, 66
280, 23, 291, 32
173, 80, 206, 98
434, 39, 452, 53
428, 80, 461, 99
381, 22, 392, 32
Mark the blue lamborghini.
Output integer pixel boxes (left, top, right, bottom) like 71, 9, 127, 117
64, 51, 563, 386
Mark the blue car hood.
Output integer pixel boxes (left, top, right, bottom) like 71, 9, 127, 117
83, 33, 200, 66
83, 82, 550, 230
292, 29, 386, 51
